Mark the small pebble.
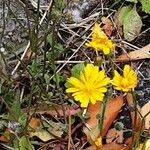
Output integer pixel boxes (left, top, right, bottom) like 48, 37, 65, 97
0, 47, 5, 53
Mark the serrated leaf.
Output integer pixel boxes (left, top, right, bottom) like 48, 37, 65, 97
118, 5, 133, 26
123, 6, 142, 41
140, 0, 150, 14
71, 63, 85, 78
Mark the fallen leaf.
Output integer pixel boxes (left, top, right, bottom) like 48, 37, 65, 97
115, 5, 132, 27
102, 96, 124, 136
123, 6, 142, 41
145, 139, 150, 150
85, 145, 97, 150
83, 102, 102, 145
83, 96, 123, 144
116, 44, 150, 61
85, 143, 128, 150
0, 129, 10, 142
102, 143, 128, 150
141, 101, 150, 129
29, 120, 64, 142
101, 17, 113, 37
106, 128, 124, 144
106, 128, 117, 143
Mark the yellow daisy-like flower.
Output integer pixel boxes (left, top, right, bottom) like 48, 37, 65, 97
95, 137, 102, 149
112, 65, 137, 92
85, 23, 115, 55
66, 64, 110, 107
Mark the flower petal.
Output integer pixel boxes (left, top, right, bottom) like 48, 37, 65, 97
123, 65, 131, 77
68, 77, 84, 88
66, 88, 80, 93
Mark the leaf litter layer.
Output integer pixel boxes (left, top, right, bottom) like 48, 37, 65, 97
0, 0, 150, 149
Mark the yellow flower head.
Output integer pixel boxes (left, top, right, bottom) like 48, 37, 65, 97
112, 65, 137, 92
66, 64, 110, 107
85, 23, 115, 55
95, 137, 102, 148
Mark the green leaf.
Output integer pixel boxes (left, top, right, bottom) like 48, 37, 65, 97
65, 81, 72, 88
140, 0, 150, 14
53, 73, 67, 83
55, 0, 66, 11
19, 136, 34, 150
47, 34, 54, 46
65, 64, 85, 88
29, 60, 40, 75
11, 100, 21, 120
19, 113, 27, 128
123, 6, 142, 41
4, 90, 14, 105
55, 43, 64, 51
44, 74, 50, 84
117, 5, 133, 26
71, 64, 85, 78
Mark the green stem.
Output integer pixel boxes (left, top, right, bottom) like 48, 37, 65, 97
131, 90, 138, 149
99, 89, 112, 136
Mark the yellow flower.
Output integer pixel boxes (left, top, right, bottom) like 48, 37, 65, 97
112, 65, 137, 92
95, 137, 102, 149
66, 64, 110, 107
85, 23, 115, 55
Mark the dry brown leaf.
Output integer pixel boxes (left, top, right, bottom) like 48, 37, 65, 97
106, 128, 124, 144
116, 44, 150, 61
85, 143, 128, 150
83, 102, 102, 145
83, 96, 124, 144
85, 145, 97, 150
0, 129, 10, 142
102, 96, 124, 136
141, 101, 150, 129
103, 143, 128, 150
101, 17, 113, 37
29, 120, 63, 142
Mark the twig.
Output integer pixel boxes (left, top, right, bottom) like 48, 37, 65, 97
54, 60, 94, 64
11, 0, 53, 75
67, 114, 71, 150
